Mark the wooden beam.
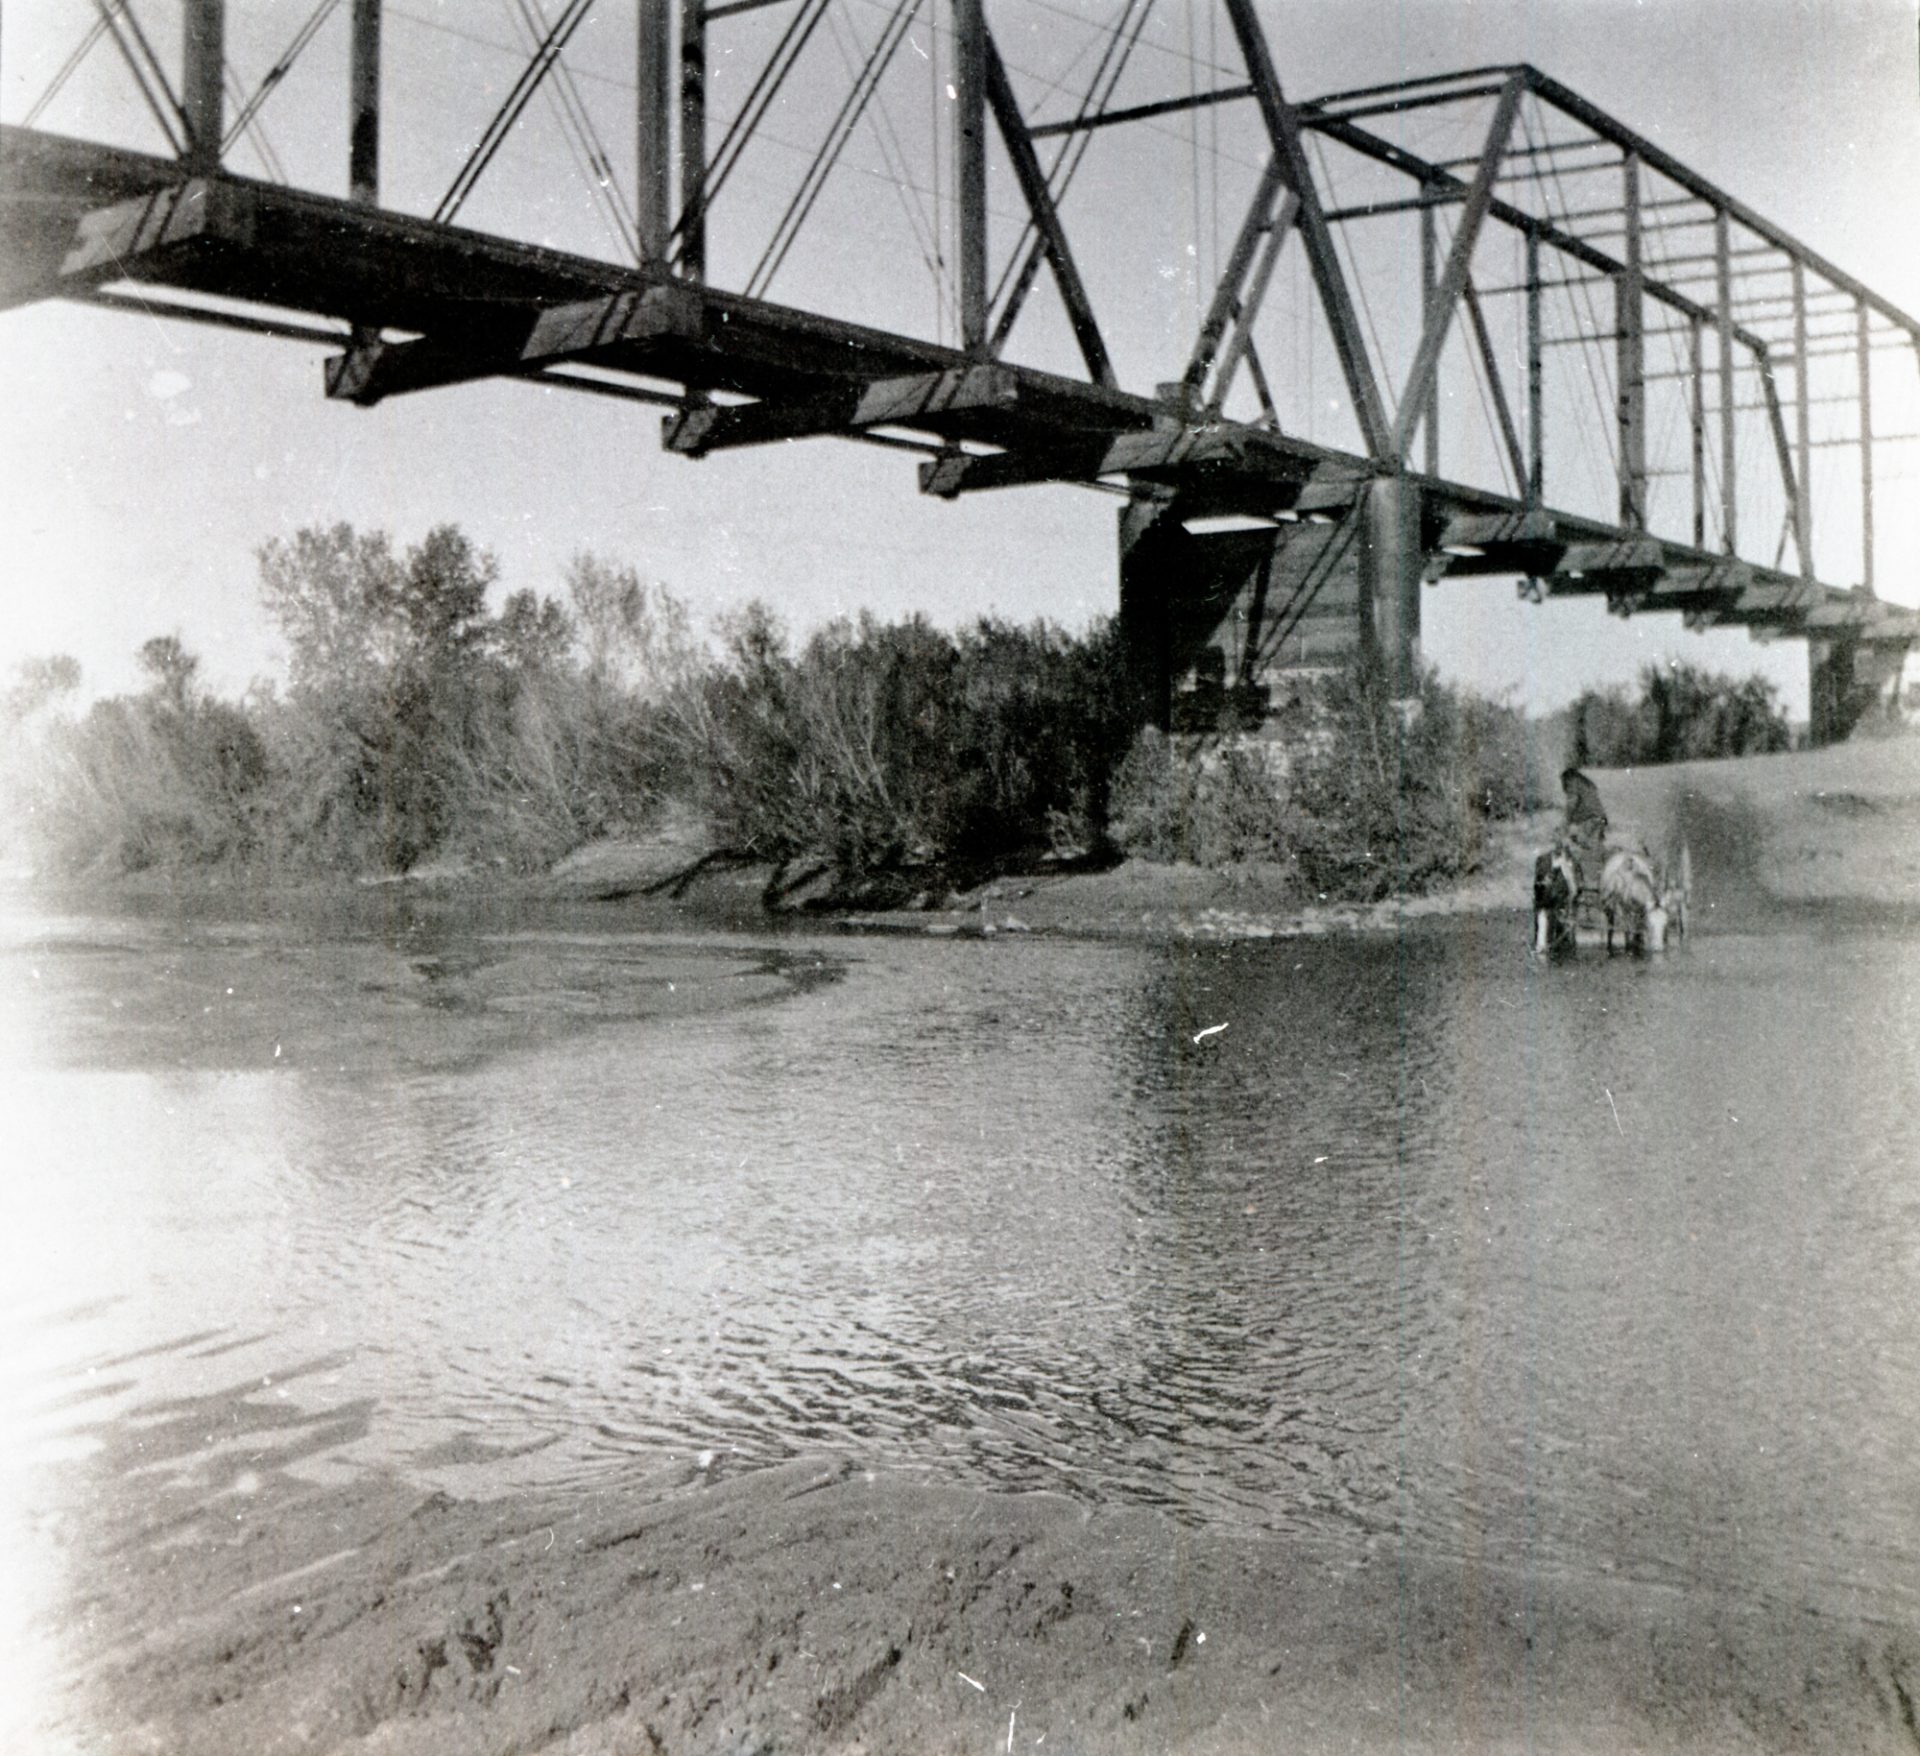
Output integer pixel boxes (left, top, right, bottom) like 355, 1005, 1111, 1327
663, 363, 1020, 454
58, 179, 253, 284
327, 282, 708, 404
1548, 537, 1665, 582
919, 423, 1345, 499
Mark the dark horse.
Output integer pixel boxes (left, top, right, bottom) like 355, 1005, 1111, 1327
1532, 846, 1580, 955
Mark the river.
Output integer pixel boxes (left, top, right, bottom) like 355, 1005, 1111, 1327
4, 895, 1919, 1729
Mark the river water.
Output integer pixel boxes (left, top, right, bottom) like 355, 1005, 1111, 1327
5, 896, 1919, 1696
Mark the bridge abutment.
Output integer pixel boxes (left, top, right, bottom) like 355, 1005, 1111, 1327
1117, 476, 1426, 733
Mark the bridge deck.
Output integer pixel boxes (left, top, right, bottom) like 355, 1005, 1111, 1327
2, 120, 1913, 665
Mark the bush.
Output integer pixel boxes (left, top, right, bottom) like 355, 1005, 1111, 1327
1107, 729, 1293, 866
1281, 659, 1534, 901
687, 607, 1131, 880
4, 523, 1552, 902
1107, 660, 1533, 901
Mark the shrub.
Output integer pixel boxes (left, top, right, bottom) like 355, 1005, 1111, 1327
686, 607, 1130, 880
1107, 729, 1293, 866
1288, 658, 1530, 901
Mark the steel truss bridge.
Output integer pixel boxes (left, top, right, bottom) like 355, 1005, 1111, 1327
4, 1, 1917, 739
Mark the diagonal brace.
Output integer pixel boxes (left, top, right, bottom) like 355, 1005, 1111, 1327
1222, 0, 1388, 458
1461, 278, 1527, 491
1390, 71, 1525, 457
982, 35, 1114, 388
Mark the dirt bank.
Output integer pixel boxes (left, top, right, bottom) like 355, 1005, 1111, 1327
1591, 736, 1920, 920
23, 737, 1918, 946
42, 1449, 1920, 1756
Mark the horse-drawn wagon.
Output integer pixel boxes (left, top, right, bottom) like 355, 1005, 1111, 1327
1532, 769, 1690, 956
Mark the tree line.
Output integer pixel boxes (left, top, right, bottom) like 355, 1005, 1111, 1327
0, 522, 1793, 902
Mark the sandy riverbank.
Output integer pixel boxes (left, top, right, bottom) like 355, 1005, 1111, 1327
537, 732, 1920, 942
43, 1447, 1920, 1756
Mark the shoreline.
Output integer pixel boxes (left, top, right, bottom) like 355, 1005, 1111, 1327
42, 1451, 1920, 1755
17, 730, 1920, 942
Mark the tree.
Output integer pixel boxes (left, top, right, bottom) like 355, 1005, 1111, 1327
137, 634, 200, 711
3, 653, 81, 725
256, 524, 404, 694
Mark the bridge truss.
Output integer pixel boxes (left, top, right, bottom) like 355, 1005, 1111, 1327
3, 1, 1916, 738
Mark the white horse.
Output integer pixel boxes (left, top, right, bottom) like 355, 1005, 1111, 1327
1601, 848, 1670, 954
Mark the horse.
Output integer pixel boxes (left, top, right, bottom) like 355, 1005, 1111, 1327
1661, 842, 1693, 941
1532, 845, 1580, 955
1601, 848, 1670, 954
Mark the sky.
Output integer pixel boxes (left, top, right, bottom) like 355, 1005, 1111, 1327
2, 0, 1918, 717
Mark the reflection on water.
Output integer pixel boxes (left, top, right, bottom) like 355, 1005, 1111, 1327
5, 905, 1920, 1661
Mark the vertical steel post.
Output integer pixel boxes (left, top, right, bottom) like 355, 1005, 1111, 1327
1616, 152, 1645, 529
1420, 193, 1439, 475
182, 0, 225, 172
678, 0, 706, 283
1526, 228, 1543, 506
1716, 207, 1736, 555
1689, 315, 1705, 548
954, 0, 988, 353
1858, 295, 1874, 592
349, 0, 381, 206
637, 0, 673, 266
1792, 257, 1812, 578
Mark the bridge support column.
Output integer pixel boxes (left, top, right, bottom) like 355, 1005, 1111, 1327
1362, 475, 1422, 699
1117, 495, 1178, 730
1810, 637, 1907, 747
